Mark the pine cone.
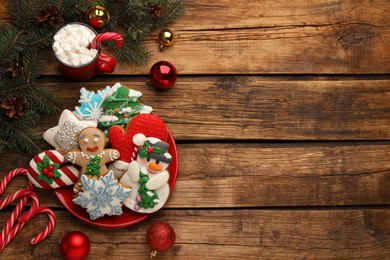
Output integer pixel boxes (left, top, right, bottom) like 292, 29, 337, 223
35, 4, 64, 27
5, 57, 25, 78
148, 4, 163, 18
1, 94, 28, 119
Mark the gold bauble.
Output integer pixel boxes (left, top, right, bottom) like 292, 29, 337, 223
158, 29, 175, 51
86, 6, 110, 28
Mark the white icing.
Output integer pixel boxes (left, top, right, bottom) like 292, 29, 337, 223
128, 89, 142, 97
132, 133, 147, 146
99, 115, 119, 123
121, 107, 132, 113
140, 105, 153, 114
43, 109, 97, 151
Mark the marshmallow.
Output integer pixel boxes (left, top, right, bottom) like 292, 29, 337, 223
53, 24, 97, 67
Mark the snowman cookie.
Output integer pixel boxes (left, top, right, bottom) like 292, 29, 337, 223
67, 127, 120, 192
120, 133, 172, 213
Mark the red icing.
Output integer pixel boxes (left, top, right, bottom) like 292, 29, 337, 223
147, 146, 154, 154
87, 146, 98, 152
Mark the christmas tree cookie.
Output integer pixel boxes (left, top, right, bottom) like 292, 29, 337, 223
98, 83, 153, 132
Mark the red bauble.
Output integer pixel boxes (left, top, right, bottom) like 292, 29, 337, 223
149, 61, 177, 89
146, 222, 176, 258
60, 231, 91, 260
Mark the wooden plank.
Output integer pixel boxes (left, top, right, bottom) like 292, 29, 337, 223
32, 77, 390, 140
1, 142, 389, 207
1, 1, 388, 74
40, 0, 389, 75
1, 209, 390, 259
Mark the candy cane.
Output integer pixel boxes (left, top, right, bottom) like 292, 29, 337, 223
0, 189, 40, 252
0, 168, 35, 248
29, 206, 56, 245
90, 32, 123, 49
9, 205, 56, 245
0, 168, 57, 252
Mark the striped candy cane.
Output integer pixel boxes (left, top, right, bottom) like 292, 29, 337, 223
0, 189, 40, 252
9, 205, 56, 246
90, 32, 123, 49
0, 168, 57, 252
0, 168, 35, 248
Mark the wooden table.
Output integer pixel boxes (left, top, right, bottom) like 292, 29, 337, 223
1, 1, 390, 259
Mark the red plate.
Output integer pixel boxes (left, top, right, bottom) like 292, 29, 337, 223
54, 131, 178, 228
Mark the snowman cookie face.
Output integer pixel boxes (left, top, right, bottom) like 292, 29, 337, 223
120, 134, 172, 213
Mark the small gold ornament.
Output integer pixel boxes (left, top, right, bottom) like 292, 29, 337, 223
158, 29, 175, 51
85, 6, 110, 28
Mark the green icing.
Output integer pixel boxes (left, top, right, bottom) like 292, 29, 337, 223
37, 155, 61, 185
83, 155, 101, 177
99, 85, 149, 130
137, 171, 159, 209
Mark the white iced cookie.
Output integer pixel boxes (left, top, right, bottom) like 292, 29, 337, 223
73, 171, 131, 220
120, 134, 172, 213
43, 109, 97, 152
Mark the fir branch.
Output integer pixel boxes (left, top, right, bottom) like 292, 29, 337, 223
0, 112, 43, 155
0, 24, 24, 62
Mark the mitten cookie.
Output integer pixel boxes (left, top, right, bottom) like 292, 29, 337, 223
108, 113, 168, 178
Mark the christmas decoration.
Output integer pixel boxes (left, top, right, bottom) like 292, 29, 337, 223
159, 29, 175, 51
1, 94, 28, 119
146, 222, 176, 258
0, 168, 56, 252
72, 171, 131, 220
86, 5, 110, 28
74, 87, 111, 122
5, 57, 25, 78
1, 0, 185, 156
35, 4, 64, 27
99, 83, 153, 132
60, 231, 91, 260
148, 61, 177, 89
149, 4, 164, 18
37, 155, 61, 185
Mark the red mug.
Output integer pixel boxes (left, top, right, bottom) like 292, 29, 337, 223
52, 22, 120, 81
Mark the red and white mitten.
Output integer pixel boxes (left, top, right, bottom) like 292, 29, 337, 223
108, 114, 168, 178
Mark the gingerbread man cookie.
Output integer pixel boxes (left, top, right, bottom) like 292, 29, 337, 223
67, 127, 120, 192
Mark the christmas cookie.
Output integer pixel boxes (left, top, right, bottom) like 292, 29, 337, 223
74, 86, 111, 122
67, 127, 120, 192
43, 109, 97, 152
27, 150, 79, 189
120, 134, 172, 213
108, 113, 168, 178
73, 170, 131, 220
98, 83, 153, 131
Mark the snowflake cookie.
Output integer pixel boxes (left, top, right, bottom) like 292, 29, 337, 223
74, 86, 111, 121
73, 171, 132, 220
